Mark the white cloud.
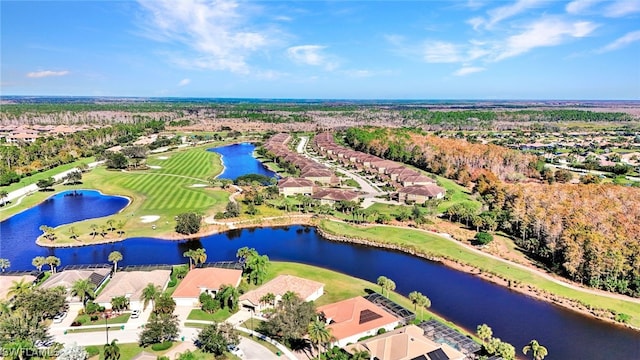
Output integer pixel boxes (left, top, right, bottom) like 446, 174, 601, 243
178, 78, 191, 86
597, 30, 640, 52
286, 45, 338, 70
137, 0, 272, 74
473, 0, 546, 30
26, 70, 69, 78
423, 42, 464, 63
566, 0, 604, 14
604, 0, 640, 17
495, 18, 598, 60
453, 66, 486, 76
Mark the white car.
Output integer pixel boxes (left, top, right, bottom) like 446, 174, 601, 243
131, 309, 140, 319
53, 312, 67, 323
227, 344, 244, 357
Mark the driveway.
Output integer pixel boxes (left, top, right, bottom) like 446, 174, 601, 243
239, 337, 280, 360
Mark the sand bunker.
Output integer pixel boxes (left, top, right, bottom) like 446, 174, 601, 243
149, 165, 162, 169
190, 184, 208, 188
157, 156, 169, 160
140, 215, 160, 223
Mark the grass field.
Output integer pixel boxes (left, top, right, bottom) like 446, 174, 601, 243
2, 157, 96, 193
3, 144, 232, 242
187, 308, 233, 322
318, 220, 640, 327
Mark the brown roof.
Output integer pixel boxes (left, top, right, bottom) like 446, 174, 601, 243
301, 168, 334, 178
399, 185, 445, 197
95, 270, 170, 303
317, 297, 399, 341
312, 189, 359, 202
240, 275, 324, 306
172, 268, 243, 299
345, 325, 465, 360
0, 275, 36, 300
401, 175, 435, 184
277, 177, 315, 188
41, 268, 110, 291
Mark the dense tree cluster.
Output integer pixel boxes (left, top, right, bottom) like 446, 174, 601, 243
344, 127, 539, 183
477, 176, 640, 296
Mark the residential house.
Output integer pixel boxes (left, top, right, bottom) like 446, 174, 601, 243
317, 296, 401, 347
239, 275, 324, 314
398, 185, 446, 204
0, 275, 36, 300
312, 189, 359, 206
345, 324, 466, 360
172, 268, 243, 306
277, 177, 315, 196
95, 270, 171, 310
40, 268, 111, 304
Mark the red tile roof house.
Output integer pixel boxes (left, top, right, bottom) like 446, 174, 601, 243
301, 168, 339, 185
278, 177, 315, 196
312, 188, 359, 206
239, 275, 324, 314
398, 185, 446, 204
317, 296, 401, 347
172, 268, 243, 306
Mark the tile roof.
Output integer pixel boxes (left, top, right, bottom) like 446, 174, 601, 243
312, 188, 359, 201
240, 275, 324, 306
41, 268, 111, 291
0, 275, 36, 300
277, 177, 315, 188
317, 296, 399, 341
172, 268, 243, 299
95, 270, 170, 303
399, 185, 446, 197
345, 325, 465, 360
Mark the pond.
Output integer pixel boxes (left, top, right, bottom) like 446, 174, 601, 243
208, 142, 277, 180
0, 190, 129, 269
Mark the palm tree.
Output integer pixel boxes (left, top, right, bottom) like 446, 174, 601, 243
116, 220, 126, 238
248, 254, 269, 285
259, 292, 276, 307
308, 318, 332, 354
183, 249, 196, 269
108, 251, 123, 272
218, 285, 240, 311
110, 296, 130, 312
193, 248, 207, 267
89, 224, 99, 239
103, 340, 120, 360
68, 226, 78, 240
409, 291, 421, 311
523, 339, 548, 360
31, 256, 45, 272
415, 293, 431, 318
106, 219, 116, 232
0, 258, 10, 272
142, 283, 161, 310
351, 351, 370, 360
45, 256, 61, 273
7, 279, 32, 298
476, 324, 493, 347
377, 276, 389, 295
71, 278, 96, 304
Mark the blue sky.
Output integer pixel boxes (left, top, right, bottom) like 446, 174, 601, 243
1, 0, 639, 99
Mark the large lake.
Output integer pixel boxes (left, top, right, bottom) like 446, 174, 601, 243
208, 142, 277, 180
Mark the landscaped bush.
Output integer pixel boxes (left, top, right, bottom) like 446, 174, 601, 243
377, 328, 387, 335
151, 341, 173, 351
70, 321, 82, 327
615, 313, 631, 323
167, 279, 177, 288
475, 232, 494, 245
85, 346, 100, 357
90, 315, 99, 321
85, 301, 105, 315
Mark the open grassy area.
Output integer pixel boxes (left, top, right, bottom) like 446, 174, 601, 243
67, 325, 123, 334
2, 157, 96, 193
318, 220, 640, 328
187, 308, 234, 322
8, 144, 234, 242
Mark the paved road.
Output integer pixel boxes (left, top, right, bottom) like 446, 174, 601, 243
239, 337, 280, 360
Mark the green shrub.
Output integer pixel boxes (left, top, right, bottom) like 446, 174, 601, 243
85, 346, 100, 357
85, 301, 105, 315
475, 232, 494, 245
377, 328, 387, 335
151, 341, 173, 351
615, 313, 631, 323
167, 279, 177, 288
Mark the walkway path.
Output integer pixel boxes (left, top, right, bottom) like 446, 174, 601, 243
4, 160, 105, 204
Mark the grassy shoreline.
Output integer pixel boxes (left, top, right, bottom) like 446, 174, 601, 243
317, 219, 640, 329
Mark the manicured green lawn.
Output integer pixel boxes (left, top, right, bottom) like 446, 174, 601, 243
89, 342, 182, 360
13, 144, 234, 243
433, 176, 481, 213
319, 220, 640, 327
187, 308, 234, 322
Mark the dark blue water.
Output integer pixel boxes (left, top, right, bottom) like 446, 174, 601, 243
208, 143, 277, 180
0, 190, 129, 268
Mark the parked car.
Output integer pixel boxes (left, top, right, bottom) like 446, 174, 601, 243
131, 309, 140, 319
53, 312, 67, 323
227, 344, 244, 357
